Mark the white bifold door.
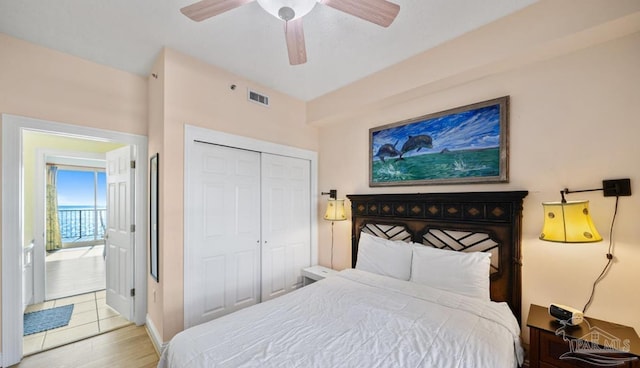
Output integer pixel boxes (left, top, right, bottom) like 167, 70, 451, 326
185, 142, 311, 328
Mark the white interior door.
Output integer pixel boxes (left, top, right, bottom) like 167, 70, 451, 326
261, 154, 311, 301
185, 142, 261, 328
105, 146, 134, 320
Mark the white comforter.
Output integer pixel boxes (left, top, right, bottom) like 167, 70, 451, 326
159, 269, 524, 368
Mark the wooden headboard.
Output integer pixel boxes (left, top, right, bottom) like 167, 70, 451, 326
347, 191, 528, 322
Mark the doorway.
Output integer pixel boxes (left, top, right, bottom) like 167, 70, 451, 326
23, 140, 126, 356
30, 144, 118, 304
2, 114, 148, 367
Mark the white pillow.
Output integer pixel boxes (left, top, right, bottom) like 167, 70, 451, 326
355, 232, 413, 280
410, 244, 491, 300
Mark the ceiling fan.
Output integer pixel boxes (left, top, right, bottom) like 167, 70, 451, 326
180, 0, 400, 65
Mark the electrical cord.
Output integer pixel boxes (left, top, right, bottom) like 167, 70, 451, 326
582, 195, 619, 314
330, 221, 335, 269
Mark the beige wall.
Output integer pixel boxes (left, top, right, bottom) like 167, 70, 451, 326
0, 34, 147, 135
0, 33, 148, 349
146, 49, 166, 344
313, 3, 640, 342
148, 48, 319, 341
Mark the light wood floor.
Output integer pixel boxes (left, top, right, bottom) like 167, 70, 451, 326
13, 325, 159, 368
46, 245, 105, 300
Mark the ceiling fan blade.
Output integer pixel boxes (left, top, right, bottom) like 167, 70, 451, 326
284, 18, 307, 65
180, 0, 255, 22
321, 0, 400, 27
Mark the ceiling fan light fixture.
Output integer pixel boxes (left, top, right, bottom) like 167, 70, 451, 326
180, 0, 400, 66
257, 0, 317, 21
278, 7, 295, 21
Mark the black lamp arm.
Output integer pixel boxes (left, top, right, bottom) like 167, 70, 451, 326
321, 189, 337, 199
561, 187, 602, 203
560, 178, 631, 203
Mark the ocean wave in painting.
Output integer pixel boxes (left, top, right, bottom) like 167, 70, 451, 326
372, 148, 500, 182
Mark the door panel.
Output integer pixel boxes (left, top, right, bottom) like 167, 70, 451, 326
105, 146, 134, 320
235, 250, 258, 304
203, 256, 225, 314
267, 246, 286, 296
261, 154, 311, 301
203, 183, 225, 237
185, 143, 261, 328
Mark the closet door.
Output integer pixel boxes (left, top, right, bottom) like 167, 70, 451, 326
261, 153, 311, 301
185, 143, 261, 327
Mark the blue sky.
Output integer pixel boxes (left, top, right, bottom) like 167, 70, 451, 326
372, 104, 502, 159
57, 170, 106, 207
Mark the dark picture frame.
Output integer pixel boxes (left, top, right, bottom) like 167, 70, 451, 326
150, 153, 159, 282
369, 96, 509, 186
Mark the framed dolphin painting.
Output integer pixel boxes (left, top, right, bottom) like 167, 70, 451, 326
369, 96, 509, 186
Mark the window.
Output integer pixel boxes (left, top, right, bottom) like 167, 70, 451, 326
55, 168, 106, 245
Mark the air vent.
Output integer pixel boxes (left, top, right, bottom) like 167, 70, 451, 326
248, 89, 270, 107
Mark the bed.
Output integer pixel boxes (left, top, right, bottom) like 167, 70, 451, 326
159, 191, 528, 368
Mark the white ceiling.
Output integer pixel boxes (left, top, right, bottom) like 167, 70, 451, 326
0, 0, 537, 101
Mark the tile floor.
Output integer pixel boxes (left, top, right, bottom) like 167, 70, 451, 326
23, 290, 131, 356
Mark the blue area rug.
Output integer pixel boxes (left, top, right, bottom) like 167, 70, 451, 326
24, 304, 74, 336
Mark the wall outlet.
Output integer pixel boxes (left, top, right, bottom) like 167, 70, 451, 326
602, 178, 632, 197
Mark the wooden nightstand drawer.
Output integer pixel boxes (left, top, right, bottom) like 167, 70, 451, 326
528, 304, 640, 368
539, 330, 637, 368
539, 330, 574, 368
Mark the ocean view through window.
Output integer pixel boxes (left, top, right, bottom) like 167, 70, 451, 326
55, 168, 106, 246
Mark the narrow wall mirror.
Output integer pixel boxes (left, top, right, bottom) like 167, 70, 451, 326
150, 153, 159, 282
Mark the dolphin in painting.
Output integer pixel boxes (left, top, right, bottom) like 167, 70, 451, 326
375, 140, 401, 162
399, 135, 433, 159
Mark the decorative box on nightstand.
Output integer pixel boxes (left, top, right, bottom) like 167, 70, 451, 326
301, 265, 338, 286
527, 304, 640, 368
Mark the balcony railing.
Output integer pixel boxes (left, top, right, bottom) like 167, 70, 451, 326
58, 208, 106, 243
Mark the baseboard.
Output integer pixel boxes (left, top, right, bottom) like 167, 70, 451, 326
145, 314, 167, 356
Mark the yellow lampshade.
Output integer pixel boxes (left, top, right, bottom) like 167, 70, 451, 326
324, 199, 347, 221
540, 200, 602, 243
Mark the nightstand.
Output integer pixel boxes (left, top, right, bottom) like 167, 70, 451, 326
301, 265, 338, 286
527, 304, 640, 367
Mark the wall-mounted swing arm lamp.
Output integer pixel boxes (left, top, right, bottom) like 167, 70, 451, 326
540, 179, 631, 243
321, 189, 346, 221
321, 189, 347, 269
539, 178, 631, 314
